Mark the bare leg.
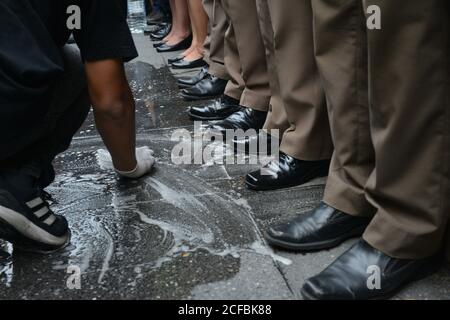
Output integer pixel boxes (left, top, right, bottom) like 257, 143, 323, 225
165, 0, 191, 45
183, 0, 208, 61
162, 0, 176, 42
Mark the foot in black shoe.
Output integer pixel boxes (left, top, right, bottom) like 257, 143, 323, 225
181, 74, 227, 101
0, 172, 70, 253
265, 202, 371, 251
245, 152, 330, 191
153, 41, 166, 48
189, 95, 242, 121
149, 23, 171, 40
177, 67, 209, 89
301, 240, 442, 300
208, 108, 268, 135
233, 130, 280, 156
156, 35, 192, 53
171, 58, 208, 70
147, 11, 165, 25
168, 55, 185, 65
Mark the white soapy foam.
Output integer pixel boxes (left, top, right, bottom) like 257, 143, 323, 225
96, 149, 114, 170
97, 226, 114, 284
0, 243, 14, 288
48, 151, 291, 290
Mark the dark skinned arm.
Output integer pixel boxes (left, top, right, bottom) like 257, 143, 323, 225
84, 58, 137, 172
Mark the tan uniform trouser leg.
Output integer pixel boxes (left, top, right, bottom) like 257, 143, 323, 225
255, 0, 289, 137
362, 0, 450, 259
312, 0, 376, 216
202, 0, 229, 80
267, 0, 333, 160
221, 0, 270, 111
256, 0, 289, 139
222, 17, 244, 102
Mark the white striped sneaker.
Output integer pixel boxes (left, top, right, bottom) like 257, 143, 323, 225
0, 188, 70, 253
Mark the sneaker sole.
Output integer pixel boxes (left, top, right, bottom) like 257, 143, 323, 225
0, 204, 69, 248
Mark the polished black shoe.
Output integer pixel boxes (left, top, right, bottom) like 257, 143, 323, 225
147, 11, 165, 25
147, 23, 168, 33
156, 35, 192, 53
168, 55, 185, 65
301, 240, 442, 300
171, 58, 208, 70
153, 41, 166, 48
208, 108, 268, 135
189, 95, 242, 121
150, 23, 171, 41
177, 67, 209, 89
143, 26, 154, 36
245, 152, 330, 191
181, 74, 227, 101
265, 202, 371, 251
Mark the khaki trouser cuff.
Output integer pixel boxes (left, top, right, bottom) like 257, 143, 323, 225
323, 171, 375, 218
209, 63, 229, 80
363, 212, 444, 260
240, 90, 270, 112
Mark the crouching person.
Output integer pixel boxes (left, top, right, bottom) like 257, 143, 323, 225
0, 0, 154, 253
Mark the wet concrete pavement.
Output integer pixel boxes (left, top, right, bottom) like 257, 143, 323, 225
1, 27, 449, 300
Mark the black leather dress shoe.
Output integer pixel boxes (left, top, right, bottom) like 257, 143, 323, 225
301, 240, 442, 300
177, 67, 209, 89
156, 35, 192, 53
208, 108, 268, 135
150, 23, 171, 41
245, 152, 330, 191
168, 55, 184, 65
233, 130, 280, 156
188, 95, 241, 121
147, 12, 165, 25
265, 202, 371, 251
171, 58, 208, 70
181, 75, 227, 100
153, 42, 166, 49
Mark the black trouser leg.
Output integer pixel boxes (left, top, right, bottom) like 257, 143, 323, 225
1, 45, 90, 189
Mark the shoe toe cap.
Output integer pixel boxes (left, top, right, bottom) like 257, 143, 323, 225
302, 271, 358, 300
266, 225, 288, 239
301, 278, 328, 300
245, 171, 262, 184
266, 222, 304, 243
189, 106, 205, 117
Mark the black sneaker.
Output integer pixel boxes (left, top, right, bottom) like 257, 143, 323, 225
0, 186, 70, 253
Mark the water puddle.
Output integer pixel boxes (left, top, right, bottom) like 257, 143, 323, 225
50, 142, 290, 281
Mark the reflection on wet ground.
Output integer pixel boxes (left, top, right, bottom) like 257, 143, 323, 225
1, 30, 449, 300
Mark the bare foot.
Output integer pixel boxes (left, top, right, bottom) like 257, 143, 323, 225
181, 46, 194, 57
162, 31, 174, 43
166, 32, 190, 46
184, 46, 204, 62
